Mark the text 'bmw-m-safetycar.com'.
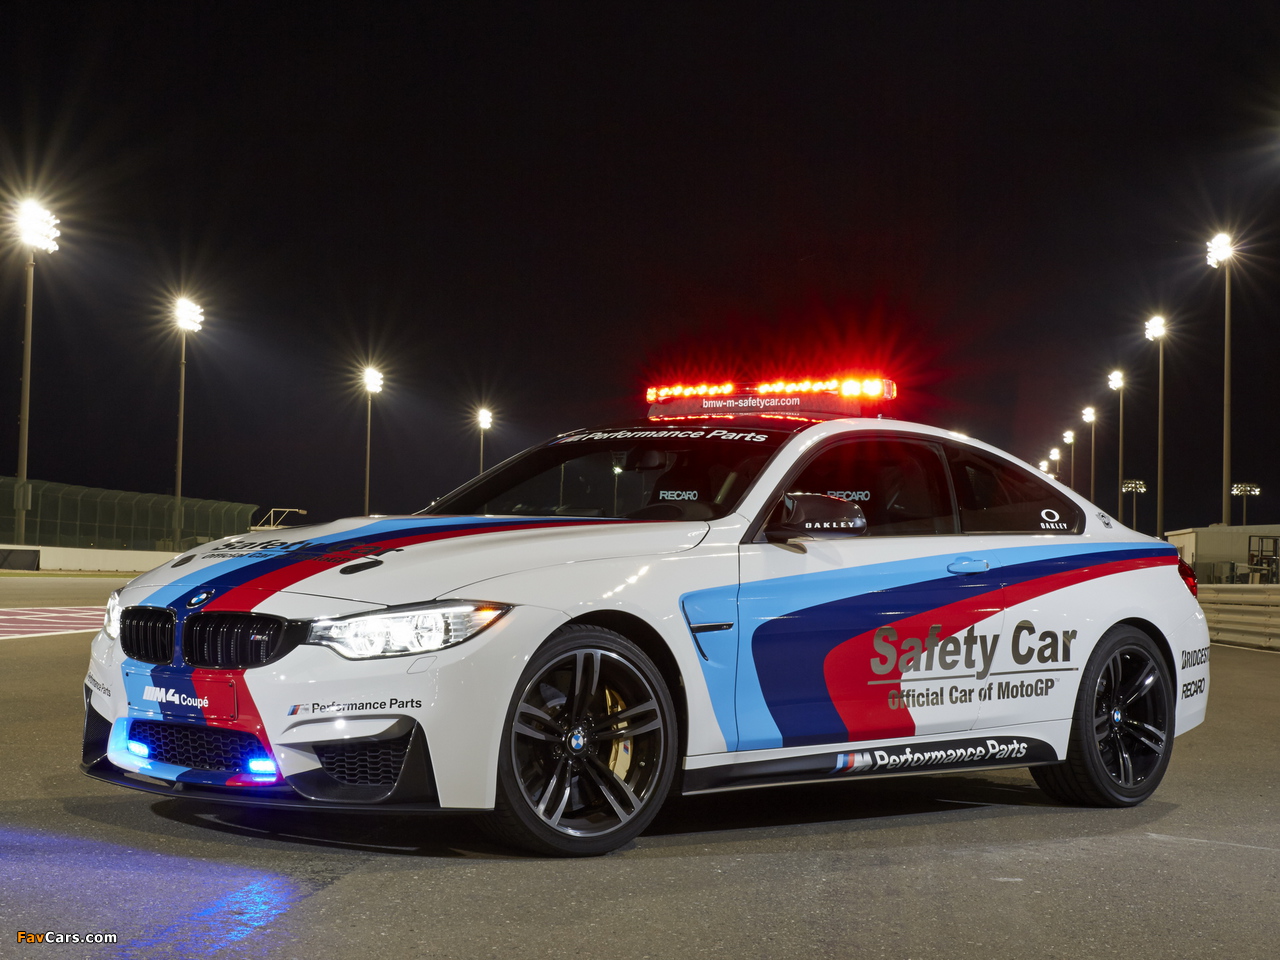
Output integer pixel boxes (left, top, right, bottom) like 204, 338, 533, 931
82, 375, 1209, 855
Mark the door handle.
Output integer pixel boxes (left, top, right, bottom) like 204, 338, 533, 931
947, 557, 990, 575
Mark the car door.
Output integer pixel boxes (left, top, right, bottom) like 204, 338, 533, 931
939, 441, 1089, 732
736, 434, 1005, 751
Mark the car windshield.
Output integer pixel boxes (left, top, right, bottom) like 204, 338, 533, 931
425, 424, 792, 521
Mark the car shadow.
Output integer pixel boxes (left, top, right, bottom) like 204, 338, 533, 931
113, 767, 1173, 860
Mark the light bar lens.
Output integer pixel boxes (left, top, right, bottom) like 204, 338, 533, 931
307, 601, 510, 659
647, 376, 896, 402
247, 758, 277, 775
127, 739, 150, 758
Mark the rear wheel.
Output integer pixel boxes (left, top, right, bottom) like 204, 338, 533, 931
1032, 624, 1174, 806
485, 625, 677, 856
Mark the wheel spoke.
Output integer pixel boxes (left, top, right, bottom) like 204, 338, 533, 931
1123, 718, 1167, 755
536, 759, 573, 826
1120, 660, 1159, 706
514, 720, 561, 742
570, 650, 601, 721
517, 701, 564, 736
589, 699, 662, 739
583, 753, 640, 822
1093, 712, 1111, 744
1114, 734, 1135, 785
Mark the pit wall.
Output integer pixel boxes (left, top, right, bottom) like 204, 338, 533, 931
0, 543, 175, 574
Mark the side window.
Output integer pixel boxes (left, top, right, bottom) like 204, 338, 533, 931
944, 443, 1083, 534
786, 437, 957, 537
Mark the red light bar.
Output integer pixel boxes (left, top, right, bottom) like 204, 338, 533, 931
645, 376, 897, 416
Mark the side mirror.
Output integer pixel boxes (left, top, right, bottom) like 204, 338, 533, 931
765, 493, 868, 543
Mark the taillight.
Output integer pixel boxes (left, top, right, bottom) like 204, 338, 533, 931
1177, 558, 1198, 597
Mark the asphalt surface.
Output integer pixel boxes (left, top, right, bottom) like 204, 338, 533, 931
1, 578, 1276, 960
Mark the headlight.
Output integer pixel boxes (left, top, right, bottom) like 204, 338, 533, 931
306, 601, 510, 659
103, 590, 123, 641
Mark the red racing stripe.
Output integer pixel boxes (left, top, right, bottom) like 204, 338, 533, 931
822, 553, 1178, 743
203, 520, 619, 612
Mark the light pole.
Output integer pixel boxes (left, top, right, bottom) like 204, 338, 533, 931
1082, 407, 1097, 503
1038, 460, 1050, 474
1145, 316, 1167, 538
1049, 447, 1061, 479
1108, 372, 1125, 522
363, 367, 383, 514
478, 408, 493, 474
1063, 430, 1076, 490
12, 200, 60, 545
1232, 483, 1260, 526
172, 298, 204, 547
1208, 233, 1234, 525
1122, 479, 1147, 532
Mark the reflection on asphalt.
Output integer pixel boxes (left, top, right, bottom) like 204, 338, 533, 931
0, 826, 321, 958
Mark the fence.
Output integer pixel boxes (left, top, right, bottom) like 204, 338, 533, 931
1196, 584, 1280, 652
0, 476, 256, 551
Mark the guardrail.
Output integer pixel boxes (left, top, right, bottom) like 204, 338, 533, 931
1196, 584, 1280, 652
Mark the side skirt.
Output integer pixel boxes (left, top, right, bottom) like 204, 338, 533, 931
682, 734, 1058, 795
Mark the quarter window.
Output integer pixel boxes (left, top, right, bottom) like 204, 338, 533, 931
783, 437, 957, 537
944, 444, 1083, 534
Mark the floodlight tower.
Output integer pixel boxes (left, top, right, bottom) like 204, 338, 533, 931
1063, 430, 1075, 490
13, 200, 60, 545
363, 367, 383, 514
1082, 407, 1097, 503
1108, 372, 1125, 522
1145, 316, 1167, 537
478, 408, 493, 474
1207, 233, 1234, 524
173, 298, 204, 547
1232, 483, 1260, 526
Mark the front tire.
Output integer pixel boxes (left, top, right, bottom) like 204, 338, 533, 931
485, 625, 678, 856
1032, 624, 1174, 806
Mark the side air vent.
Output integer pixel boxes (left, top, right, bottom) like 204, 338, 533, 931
315, 734, 412, 786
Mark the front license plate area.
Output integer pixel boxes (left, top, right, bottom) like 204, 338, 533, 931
125, 670, 237, 721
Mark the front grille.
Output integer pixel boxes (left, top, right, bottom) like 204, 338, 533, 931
183, 613, 297, 668
315, 734, 412, 785
129, 719, 266, 773
120, 608, 176, 664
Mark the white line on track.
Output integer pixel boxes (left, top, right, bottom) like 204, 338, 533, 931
0, 606, 105, 639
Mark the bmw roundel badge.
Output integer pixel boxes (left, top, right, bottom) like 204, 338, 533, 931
186, 590, 215, 608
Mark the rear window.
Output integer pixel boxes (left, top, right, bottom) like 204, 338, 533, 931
944, 443, 1083, 534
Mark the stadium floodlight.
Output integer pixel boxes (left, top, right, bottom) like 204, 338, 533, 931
1081, 408, 1097, 503
1108, 373, 1125, 522
363, 368, 383, 514
172, 298, 205, 547
16, 200, 60, 252
478, 408, 493, 474
12, 200, 61, 545
1232, 482, 1261, 525
1207, 233, 1235, 524
1146, 317, 1167, 537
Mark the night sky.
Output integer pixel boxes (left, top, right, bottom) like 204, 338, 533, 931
3, 3, 1280, 532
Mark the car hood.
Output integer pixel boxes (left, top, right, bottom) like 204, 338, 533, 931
122, 515, 709, 613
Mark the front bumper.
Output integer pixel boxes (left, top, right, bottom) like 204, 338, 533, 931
81, 603, 569, 810
80, 689, 445, 812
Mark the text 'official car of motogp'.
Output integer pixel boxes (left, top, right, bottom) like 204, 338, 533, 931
82, 375, 1209, 855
